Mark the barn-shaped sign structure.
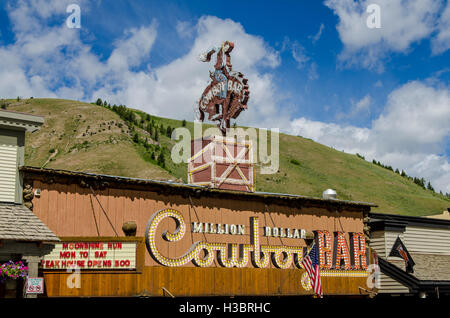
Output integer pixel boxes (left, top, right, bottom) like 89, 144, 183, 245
188, 135, 254, 192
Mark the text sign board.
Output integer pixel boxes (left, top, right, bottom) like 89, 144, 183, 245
41, 242, 137, 270
26, 277, 44, 294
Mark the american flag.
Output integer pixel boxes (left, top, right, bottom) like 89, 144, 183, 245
302, 243, 323, 298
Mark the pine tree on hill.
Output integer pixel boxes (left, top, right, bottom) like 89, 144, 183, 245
133, 133, 139, 143
166, 126, 172, 137
157, 152, 165, 168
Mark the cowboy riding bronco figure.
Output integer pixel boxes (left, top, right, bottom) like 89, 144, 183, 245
198, 41, 249, 135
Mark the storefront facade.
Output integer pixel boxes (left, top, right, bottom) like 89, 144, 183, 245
21, 166, 377, 297
0, 110, 59, 298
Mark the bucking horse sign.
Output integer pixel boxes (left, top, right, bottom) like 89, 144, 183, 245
198, 41, 250, 135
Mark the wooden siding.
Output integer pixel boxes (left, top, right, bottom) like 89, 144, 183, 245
42, 266, 369, 297
42, 237, 371, 297
385, 231, 405, 261
403, 226, 450, 255
377, 274, 409, 294
370, 230, 409, 294
371, 227, 450, 259
370, 230, 406, 260
0, 139, 18, 203
369, 231, 387, 257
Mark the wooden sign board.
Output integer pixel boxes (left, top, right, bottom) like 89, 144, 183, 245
188, 135, 254, 192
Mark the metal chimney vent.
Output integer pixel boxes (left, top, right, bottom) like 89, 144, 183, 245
322, 189, 337, 200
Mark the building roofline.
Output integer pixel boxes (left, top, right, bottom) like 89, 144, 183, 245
0, 109, 44, 132
369, 212, 450, 229
20, 166, 377, 211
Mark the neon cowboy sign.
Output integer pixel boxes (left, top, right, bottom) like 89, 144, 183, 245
145, 209, 367, 270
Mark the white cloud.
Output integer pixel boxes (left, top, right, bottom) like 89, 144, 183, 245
310, 23, 325, 44
176, 20, 195, 39
289, 80, 450, 193
280, 37, 315, 73
324, 0, 443, 71
372, 81, 450, 154
0, 0, 91, 98
431, 1, 450, 54
308, 62, 319, 80
335, 94, 371, 120
290, 117, 371, 155
291, 41, 309, 69
107, 23, 158, 71
354, 94, 371, 115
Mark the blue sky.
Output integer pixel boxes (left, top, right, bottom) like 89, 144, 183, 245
0, 0, 449, 194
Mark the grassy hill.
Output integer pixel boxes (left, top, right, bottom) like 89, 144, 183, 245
3, 97, 449, 216
4, 98, 173, 180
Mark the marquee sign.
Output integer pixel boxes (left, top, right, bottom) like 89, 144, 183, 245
41, 241, 137, 270
198, 41, 250, 135
145, 209, 368, 270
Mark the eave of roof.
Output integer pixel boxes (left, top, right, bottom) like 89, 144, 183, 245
370, 212, 450, 229
0, 202, 59, 242
0, 109, 44, 132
